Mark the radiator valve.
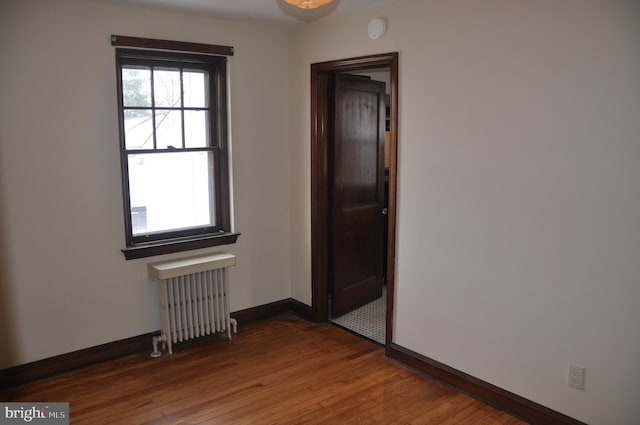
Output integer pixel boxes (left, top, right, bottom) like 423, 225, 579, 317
150, 335, 163, 358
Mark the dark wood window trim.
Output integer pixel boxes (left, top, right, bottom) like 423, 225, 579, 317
121, 232, 240, 260
111, 35, 234, 57
113, 37, 238, 260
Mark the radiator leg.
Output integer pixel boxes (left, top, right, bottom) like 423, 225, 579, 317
230, 318, 238, 335
150, 335, 163, 358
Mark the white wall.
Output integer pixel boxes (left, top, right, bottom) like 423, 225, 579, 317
288, 1, 640, 424
0, 0, 291, 367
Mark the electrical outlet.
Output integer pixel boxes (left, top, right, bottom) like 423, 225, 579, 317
568, 363, 586, 390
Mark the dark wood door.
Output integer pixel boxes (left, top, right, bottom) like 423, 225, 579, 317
330, 74, 386, 317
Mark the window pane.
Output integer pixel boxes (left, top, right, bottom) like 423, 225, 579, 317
124, 109, 153, 150
122, 67, 151, 107
154, 68, 181, 107
184, 110, 208, 148
155, 110, 182, 149
184, 70, 207, 108
128, 151, 214, 236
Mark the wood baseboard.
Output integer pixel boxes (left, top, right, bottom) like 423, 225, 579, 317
288, 298, 313, 320
0, 332, 155, 390
0, 298, 311, 389
387, 343, 585, 425
230, 298, 311, 324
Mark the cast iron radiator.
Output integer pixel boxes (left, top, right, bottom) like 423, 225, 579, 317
147, 252, 237, 355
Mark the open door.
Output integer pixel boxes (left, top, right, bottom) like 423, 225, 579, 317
311, 52, 398, 347
330, 74, 386, 317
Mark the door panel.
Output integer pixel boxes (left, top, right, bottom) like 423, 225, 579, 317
331, 74, 385, 317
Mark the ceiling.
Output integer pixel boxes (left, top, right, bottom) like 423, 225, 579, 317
94, 0, 396, 27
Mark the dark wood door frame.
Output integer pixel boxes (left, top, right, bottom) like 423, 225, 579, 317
311, 52, 399, 348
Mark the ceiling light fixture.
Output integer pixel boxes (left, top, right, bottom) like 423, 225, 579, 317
283, 0, 334, 10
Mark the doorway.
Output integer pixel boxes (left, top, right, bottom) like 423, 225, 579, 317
310, 53, 398, 348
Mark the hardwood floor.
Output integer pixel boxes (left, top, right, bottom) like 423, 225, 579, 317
2, 315, 526, 424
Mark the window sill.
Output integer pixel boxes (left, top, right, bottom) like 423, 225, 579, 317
121, 232, 240, 260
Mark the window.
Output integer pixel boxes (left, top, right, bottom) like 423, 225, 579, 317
115, 46, 238, 259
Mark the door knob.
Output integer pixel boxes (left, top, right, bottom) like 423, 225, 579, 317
381, 208, 388, 215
